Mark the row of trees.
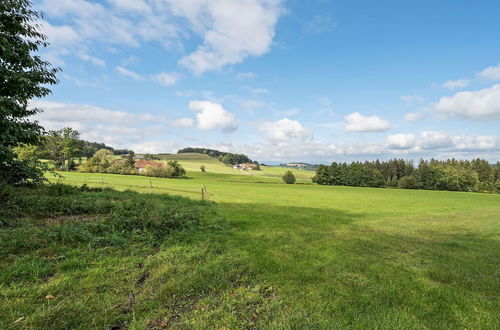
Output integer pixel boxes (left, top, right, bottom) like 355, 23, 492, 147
80, 149, 186, 178
177, 147, 255, 166
15, 127, 132, 171
313, 159, 500, 192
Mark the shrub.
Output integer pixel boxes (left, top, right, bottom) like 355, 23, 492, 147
282, 170, 296, 184
398, 176, 418, 189
200, 164, 206, 172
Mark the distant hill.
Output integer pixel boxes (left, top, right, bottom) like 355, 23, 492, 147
177, 147, 254, 165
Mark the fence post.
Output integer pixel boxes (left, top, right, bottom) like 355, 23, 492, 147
201, 188, 205, 200
150, 179, 152, 188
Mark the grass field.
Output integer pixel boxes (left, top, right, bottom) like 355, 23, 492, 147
1, 154, 499, 328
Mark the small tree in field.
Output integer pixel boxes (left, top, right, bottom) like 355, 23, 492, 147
282, 170, 296, 184
200, 164, 206, 172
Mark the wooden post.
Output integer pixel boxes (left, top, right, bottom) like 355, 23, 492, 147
150, 179, 152, 188
203, 185, 207, 193
201, 188, 205, 200
101, 176, 104, 185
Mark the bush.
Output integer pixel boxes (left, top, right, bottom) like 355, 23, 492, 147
282, 170, 296, 184
398, 176, 418, 189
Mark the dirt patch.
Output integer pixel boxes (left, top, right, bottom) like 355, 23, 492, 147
42, 215, 102, 226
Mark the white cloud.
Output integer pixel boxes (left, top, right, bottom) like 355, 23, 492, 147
29, 100, 167, 149
386, 133, 416, 149
433, 84, 500, 120
171, 117, 194, 128
404, 112, 423, 122
117, 67, 180, 86
174, 0, 284, 74
39, 20, 79, 46
442, 79, 470, 89
116, 66, 144, 80
129, 141, 179, 154
477, 64, 500, 80
189, 101, 238, 133
77, 52, 106, 67
344, 112, 390, 132
151, 72, 180, 86
419, 131, 454, 149
38, 0, 284, 74
259, 118, 312, 142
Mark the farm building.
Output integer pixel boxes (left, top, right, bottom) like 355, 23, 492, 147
232, 163, 257, 171
134, 160, 164, 173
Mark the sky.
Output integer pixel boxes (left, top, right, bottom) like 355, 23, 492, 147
31, 0, 500, 163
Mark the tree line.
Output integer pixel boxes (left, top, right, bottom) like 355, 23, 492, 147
15, 127, 133, 171
80, 149, 186, 178
177, 147, 255, 166
313, 159, 500, 193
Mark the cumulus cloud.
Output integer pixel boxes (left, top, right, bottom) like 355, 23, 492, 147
477, 63, 500, 80
173, 0, 284, 74
419, 131, 454, 149
259, 118, 312, 142
129, 140, 179, 154
442, 79, 469, 89
189, 101, 238, 133
386, 133, 416, 149
29, 100, 168, 149
171, 117, 194, 128
344, 112, 390, 132
433, 84, 500, 120
38, 0, 284, 74
404, 112, 423, 122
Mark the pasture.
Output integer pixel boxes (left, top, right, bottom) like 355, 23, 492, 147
1, 154, 499, 328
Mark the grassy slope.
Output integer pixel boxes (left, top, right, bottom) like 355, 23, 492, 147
1, 156, 499, 328
159, 153, 315, 182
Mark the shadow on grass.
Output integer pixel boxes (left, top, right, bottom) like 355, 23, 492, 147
0, 186, 498, 329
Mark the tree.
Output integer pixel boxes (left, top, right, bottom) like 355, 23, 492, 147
282, 170, 296, 184
200, 164, 206, 172
0, 0, 59, 184
60, 128, 82, 170
42, 128, 82, 170
126, 151, 135, 168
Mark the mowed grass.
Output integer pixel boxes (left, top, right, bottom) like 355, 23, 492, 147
158, 153, 315, 182
1, 161, 499, 328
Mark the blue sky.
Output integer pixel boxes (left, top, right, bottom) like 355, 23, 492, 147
32, 0, 500, 163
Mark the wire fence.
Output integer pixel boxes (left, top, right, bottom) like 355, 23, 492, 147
57, 177, 210, 200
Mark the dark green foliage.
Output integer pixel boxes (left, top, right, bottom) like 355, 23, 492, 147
282, 170, 296, 184
0, 0, 58, 184
398, 176, 417, 189
141, 161, 186, 178
178, 147, 252, 165
315, 158, 492, 192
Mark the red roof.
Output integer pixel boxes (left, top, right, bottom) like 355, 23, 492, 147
134, 160, 164, 168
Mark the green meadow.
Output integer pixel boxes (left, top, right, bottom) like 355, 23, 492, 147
1, 154, 499, 329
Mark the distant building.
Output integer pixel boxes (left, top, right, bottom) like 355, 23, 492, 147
233, 163, 257, 171
286, 163, 308, 168
134, 154, 146, 160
